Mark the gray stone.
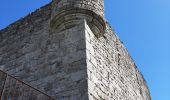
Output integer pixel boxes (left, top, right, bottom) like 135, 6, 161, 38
0, 0, 151, 100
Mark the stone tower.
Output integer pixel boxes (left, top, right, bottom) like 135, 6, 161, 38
0, 0, 151, 100
50, 0, 106, 37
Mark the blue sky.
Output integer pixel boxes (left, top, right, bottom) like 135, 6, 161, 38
0, 0, 170, 100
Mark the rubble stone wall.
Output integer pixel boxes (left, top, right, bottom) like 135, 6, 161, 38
0, 4, 88, 100
52, 0, 104, 17
84, 21, 151, 100
0, 1, 151, 100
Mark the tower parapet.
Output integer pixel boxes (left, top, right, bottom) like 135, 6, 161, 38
50, 0, 106, 37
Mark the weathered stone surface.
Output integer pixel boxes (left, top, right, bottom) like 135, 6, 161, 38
0, 0, 151, 100
51, 0, 106, 38
84, 21, 151, 100
0, 4, 88, 99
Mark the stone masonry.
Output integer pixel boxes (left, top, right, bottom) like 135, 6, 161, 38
0, 0, 151, 100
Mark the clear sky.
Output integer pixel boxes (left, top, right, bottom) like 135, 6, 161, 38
0, 0, 169, 100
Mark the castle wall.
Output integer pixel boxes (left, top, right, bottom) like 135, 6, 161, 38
84, 21, 151, 100
0, 4, 88, 100
0, 1, 151, 100
52, 0, 104, 17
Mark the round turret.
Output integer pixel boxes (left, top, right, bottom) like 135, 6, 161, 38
50, 0, 106, 37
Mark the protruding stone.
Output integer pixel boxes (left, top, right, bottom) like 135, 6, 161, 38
50, 0, 106, 38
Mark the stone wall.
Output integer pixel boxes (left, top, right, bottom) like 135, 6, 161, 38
52, 0, 104, 17
0, 1, 151, 100
84, 21, 151, 100
0, 4, 88, 100
51, 0, 106, 38
0, 70, 55, 100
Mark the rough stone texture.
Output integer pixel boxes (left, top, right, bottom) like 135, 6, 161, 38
84, 21, 151, 100
52, 0, 104, 17
51, 0, 106, 38
0, 4, 88, 100
0, 1, 151, 100
0, 70, 55, 100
